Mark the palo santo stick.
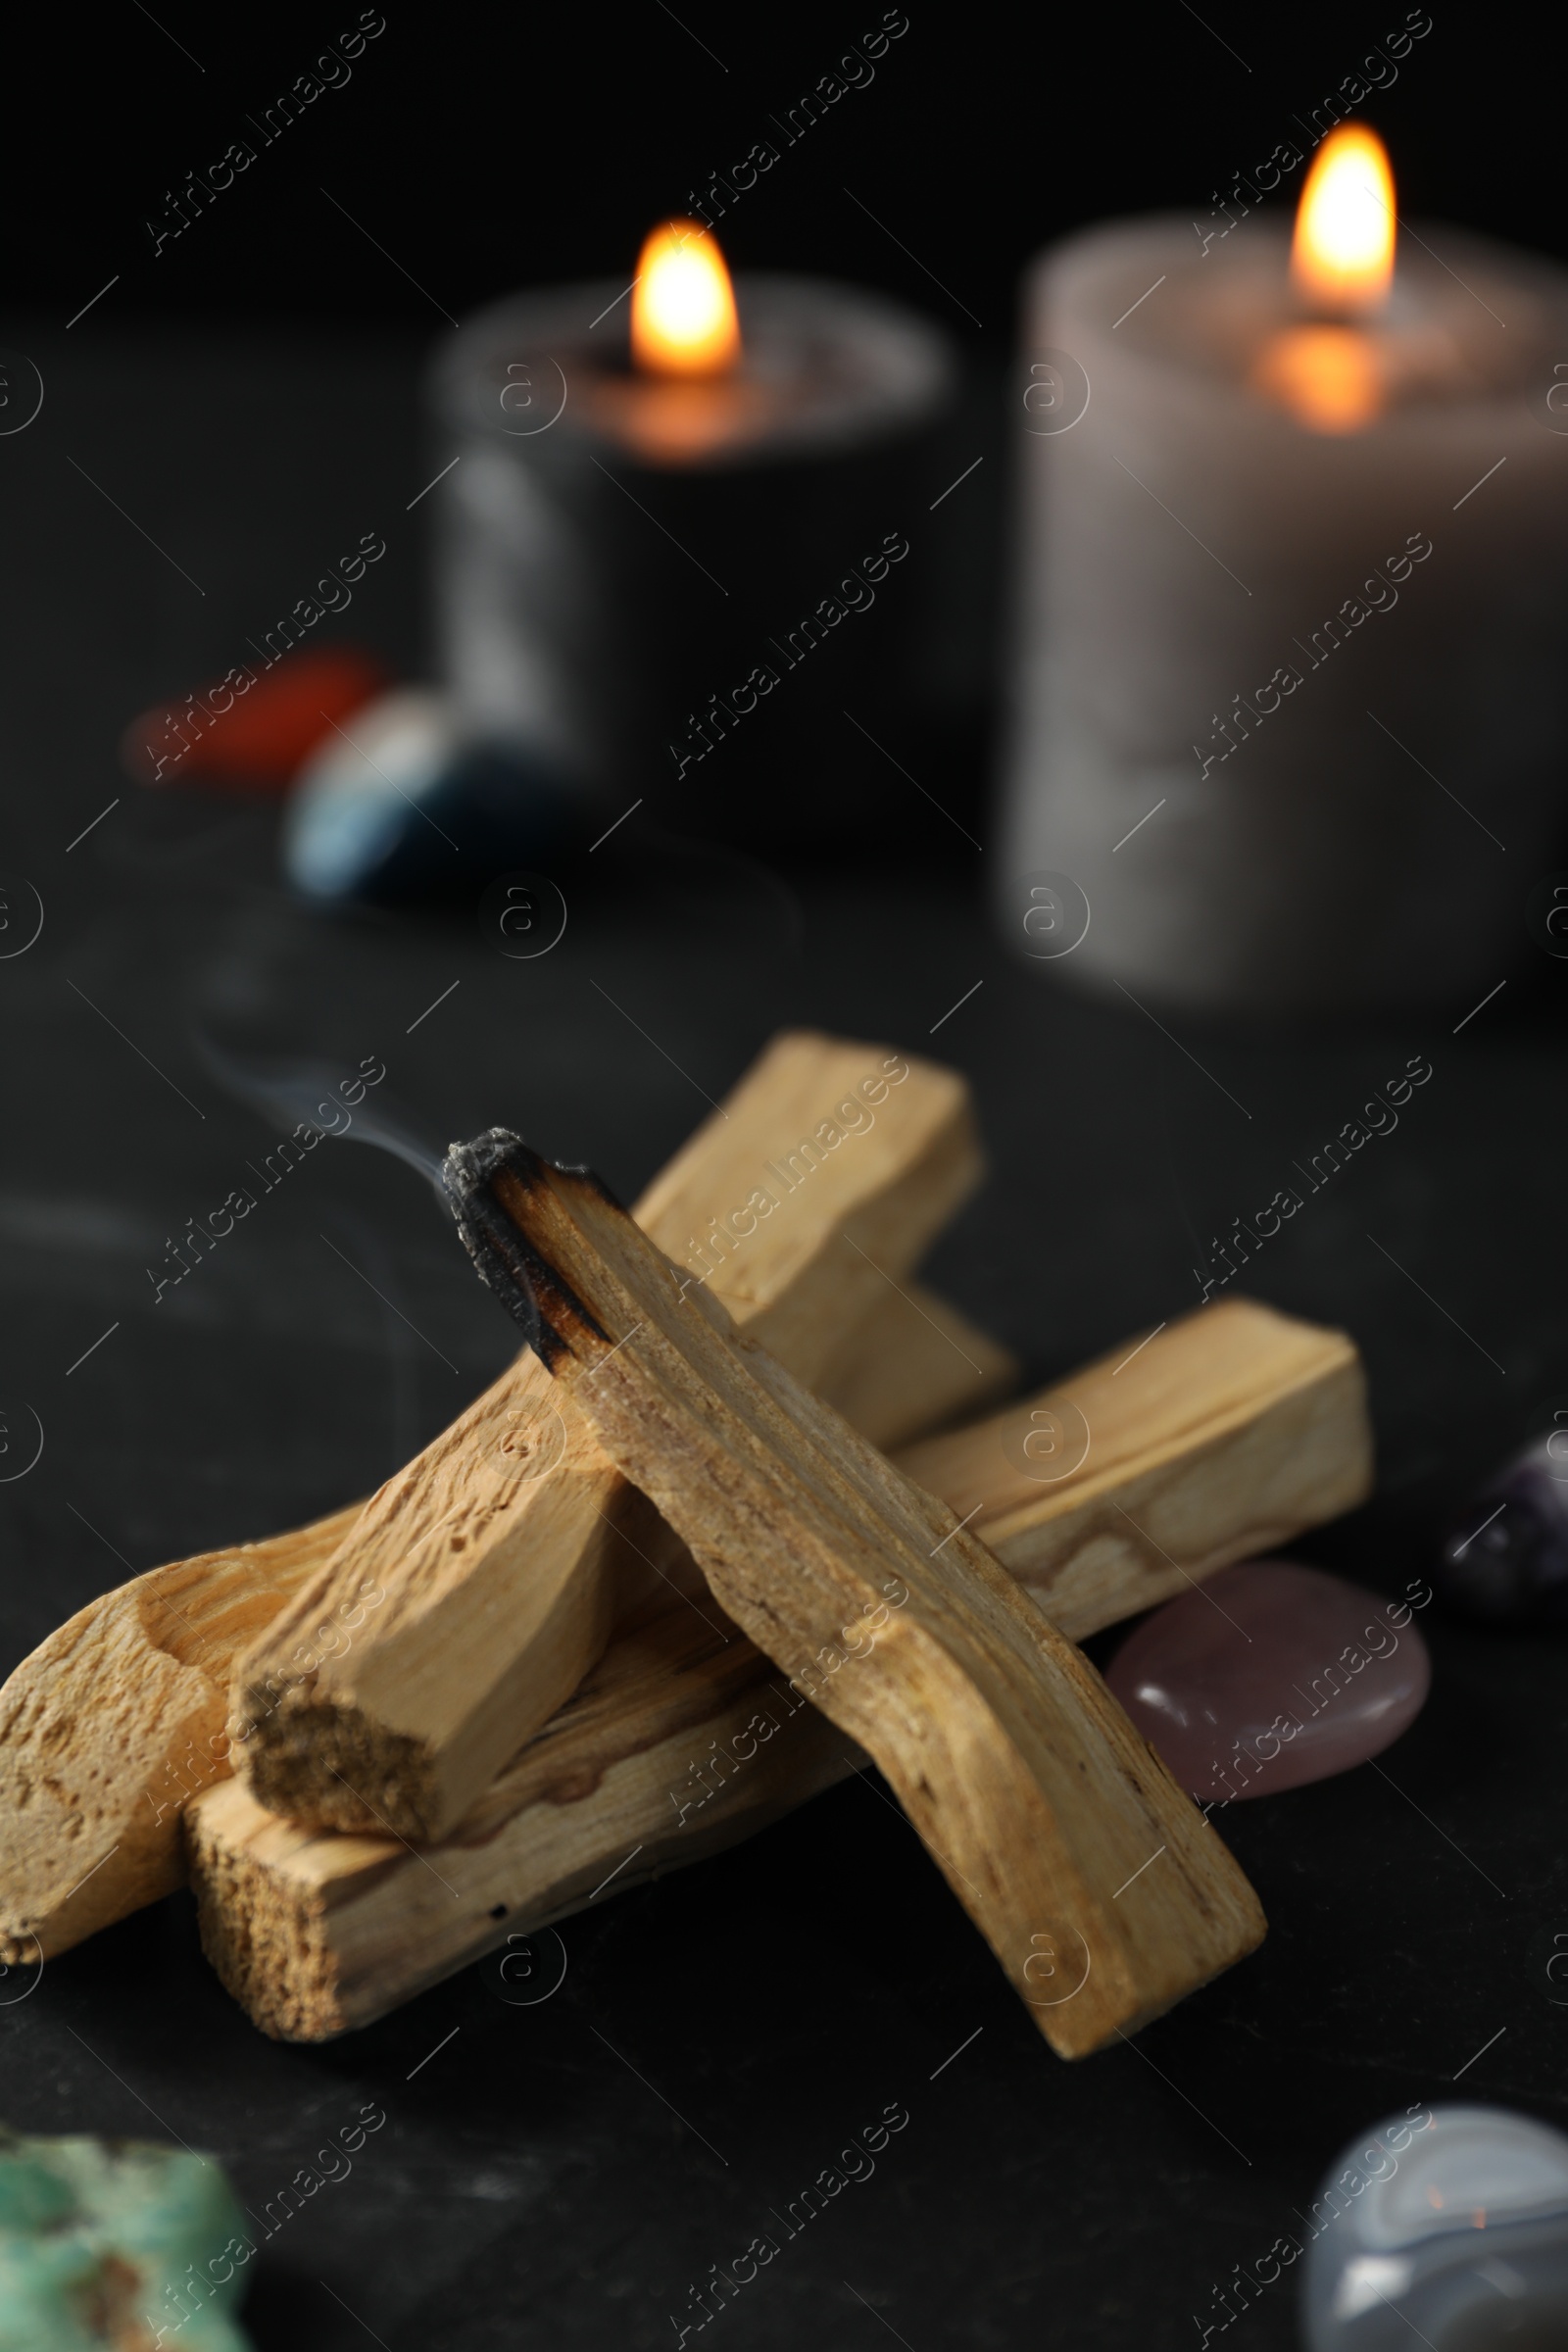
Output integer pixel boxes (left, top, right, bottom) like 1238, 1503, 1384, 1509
0, 1505, 363, 1963
628, 1036, 984, 1389
186, 1294, 1359, 2044
902, 1294, 1371, 1639
442, 1133, 1268, 2058
235, 1033, 985, 1844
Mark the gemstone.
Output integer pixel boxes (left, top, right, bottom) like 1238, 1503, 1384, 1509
122, 644, 388, 791
1438, 1432, 1568, 1623
1104, 1558, 1430, 1803
281, 689, 572, 903
0, 2123, 254, 2347
1300, 2104, 1568, 2349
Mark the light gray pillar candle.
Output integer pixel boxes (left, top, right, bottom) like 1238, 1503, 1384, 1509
1000, 209, 1568, 1015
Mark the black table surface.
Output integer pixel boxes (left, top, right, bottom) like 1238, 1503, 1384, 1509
2, 325, 1566, 2352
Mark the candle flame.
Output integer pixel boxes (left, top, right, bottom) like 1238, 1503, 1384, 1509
1292, 125, 1396, 316
631, 220, 740, 376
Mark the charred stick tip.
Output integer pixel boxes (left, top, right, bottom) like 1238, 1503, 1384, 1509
442, 1127, 615, 1370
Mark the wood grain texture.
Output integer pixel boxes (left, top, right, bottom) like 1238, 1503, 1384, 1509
901, 1297, 1372, 1639
442, 1133, 1269, 2058
0, 1506, 362, 1963
186, 1296, 1365, 2043
191, 1611, 850, 2043
629, 1032, 982, 1388
0, 1278, 995, 1970
233, 1033, 983, 1843
1, 1286, 1362, 1978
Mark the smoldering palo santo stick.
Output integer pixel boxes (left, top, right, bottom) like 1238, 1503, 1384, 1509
189, 1298, 1368, 2044
441, 1127, 1268, 2061
1, 1021, 1005, 1966
232, 1031, 996, 1845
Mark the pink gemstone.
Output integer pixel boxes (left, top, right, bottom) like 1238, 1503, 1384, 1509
1104, 1559, 1431, 1802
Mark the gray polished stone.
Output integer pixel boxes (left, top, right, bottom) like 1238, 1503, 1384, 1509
1302, 2106, 1568, 2350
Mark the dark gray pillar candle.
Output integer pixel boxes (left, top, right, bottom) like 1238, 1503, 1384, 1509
426, 276, 957, 847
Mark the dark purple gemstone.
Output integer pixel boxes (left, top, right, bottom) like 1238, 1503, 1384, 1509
1438, 1436, 1568, 1623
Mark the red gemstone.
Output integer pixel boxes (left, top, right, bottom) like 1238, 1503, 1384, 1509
121, 645, 388, 792
1105, 1559, 1431, 1802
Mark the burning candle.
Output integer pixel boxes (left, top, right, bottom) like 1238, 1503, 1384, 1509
1002, 129, 1568, 1015
427, 221, 958, 848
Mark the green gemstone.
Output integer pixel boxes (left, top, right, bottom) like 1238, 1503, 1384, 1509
0, 2126, 255, 2350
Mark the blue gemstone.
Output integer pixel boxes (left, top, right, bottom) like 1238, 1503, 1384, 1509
283, 691, 575, 905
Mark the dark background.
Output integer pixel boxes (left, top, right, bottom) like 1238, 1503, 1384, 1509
3, 6, 1567, 2350
0, 2, 1549, 339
